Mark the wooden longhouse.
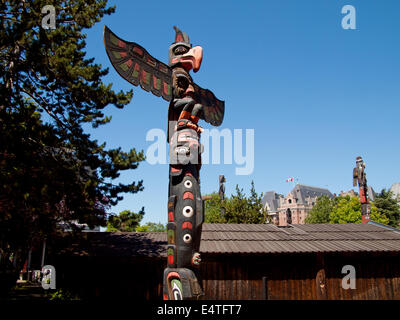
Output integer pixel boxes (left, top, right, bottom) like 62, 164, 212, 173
48, 222, 400, 300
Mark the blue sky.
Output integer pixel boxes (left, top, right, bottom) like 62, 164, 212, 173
82, 0, 400, 224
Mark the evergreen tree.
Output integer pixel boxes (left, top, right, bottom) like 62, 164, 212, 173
373, 189, 400, 228
205, 181, 267, 224
204, 192, 226, 223
0, 0, 144, 274
136, 222, 167, 232
106, 209, 145, 232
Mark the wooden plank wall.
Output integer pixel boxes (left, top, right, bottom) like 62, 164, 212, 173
200, 254, 262, 299
51, 256, 165, 300
200, 253, 400, 300
51, 252, 400, 300
323, 253, 400, 300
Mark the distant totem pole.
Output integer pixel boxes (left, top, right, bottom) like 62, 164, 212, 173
103, 26, 225, 299
353, 156, 371, 223
219, 175, 226, 216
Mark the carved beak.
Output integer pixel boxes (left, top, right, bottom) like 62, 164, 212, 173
180, 46, 203, 72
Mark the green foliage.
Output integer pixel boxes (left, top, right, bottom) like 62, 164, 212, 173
205, 181, 267, 224
136, 222, 166, 232
106, 209, 145, 232
204, 193, 227, 223
330, 196, 365, 224
106, 211, 166, 232
305, 195, 333, 224
0, 0, 145, 271
48, 289, 80, 301
330, 196, 389, 224
307, 195, 389, 225
373, 189, 400, 228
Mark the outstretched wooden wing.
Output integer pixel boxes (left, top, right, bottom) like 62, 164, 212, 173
103, 26, 173, 101
193, 84, 225, 126
104, 26, 225, 126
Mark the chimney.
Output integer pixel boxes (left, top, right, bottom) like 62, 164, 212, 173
279, 212, 287, 227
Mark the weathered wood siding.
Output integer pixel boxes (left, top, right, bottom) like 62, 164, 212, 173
200, 253, 400, 300
50, 252, 400, 300
50, 256, 165, 300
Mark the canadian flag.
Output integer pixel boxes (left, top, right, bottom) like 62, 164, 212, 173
286, 177, 294, 182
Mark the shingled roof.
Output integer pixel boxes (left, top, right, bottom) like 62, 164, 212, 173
55, 231, 166, 258
261, 191, 282, 213
54, 223, 400, 257
290, 184, 333, 204
200, 223, 400, 254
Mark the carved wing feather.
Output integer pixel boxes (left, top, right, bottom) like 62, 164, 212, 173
103, 26, 173, 101
104, 26, 225, 126
193, 83, 225, 126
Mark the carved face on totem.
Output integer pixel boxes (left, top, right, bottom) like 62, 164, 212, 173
356, 156, 365, 170
168, 26, 203, 73
168, 26, 204, 98
103, 24, 225, 127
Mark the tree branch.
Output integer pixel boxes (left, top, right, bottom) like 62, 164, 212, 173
19, 87, 67, 129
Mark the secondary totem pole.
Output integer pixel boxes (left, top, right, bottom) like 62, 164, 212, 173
103, 26, 225, 299
353, 156, 371, 223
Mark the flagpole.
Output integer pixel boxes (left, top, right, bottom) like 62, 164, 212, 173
285, 177, 296, 192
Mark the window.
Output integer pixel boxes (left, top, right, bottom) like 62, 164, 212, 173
287, 209, 292, 224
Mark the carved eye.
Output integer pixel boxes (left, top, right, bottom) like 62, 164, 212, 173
182, 206, 193, 217
183, 234, 192, 243
177, 76, 189, 90
184, 180, 192, 189
174, 45, 188, 55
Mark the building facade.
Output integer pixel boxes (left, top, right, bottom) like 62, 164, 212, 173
391, 183, 400, 203
262, 184, 333, 226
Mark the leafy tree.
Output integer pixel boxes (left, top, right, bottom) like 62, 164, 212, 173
330, 196, 389, 225
136, 222, 166, 232
205, 181, 267, 224
305, 195, 333, 224
204, 193, 226, 223
306, 195, 390, 225
106, 209, 145, 232
373, 189, 400, 228
0, 0, 144, 275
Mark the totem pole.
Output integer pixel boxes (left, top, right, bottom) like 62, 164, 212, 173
353, 156, 371, 223
103, 26, 225, 300
219, 175, 226, 216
